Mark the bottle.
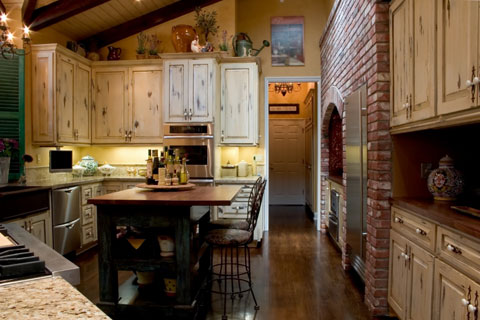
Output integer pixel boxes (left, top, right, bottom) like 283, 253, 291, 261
158, 155, 166, 185
152, 149, 159, 183
146, 149, 154, 185
180, 157, 188, 184
174, 149, 181, 178
166, 153, 174, 176
171, 171, 179, 185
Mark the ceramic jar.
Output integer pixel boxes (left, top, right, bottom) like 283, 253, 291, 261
171, 25, 197, 52
427, 155, 464, 201
79, 155, 98, 176
157, 235, 175, 257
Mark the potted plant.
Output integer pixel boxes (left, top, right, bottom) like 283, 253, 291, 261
136, 32, 147, 59
194, 6, 219, 44
0, 138, 18, 185
148, 34, 161, 59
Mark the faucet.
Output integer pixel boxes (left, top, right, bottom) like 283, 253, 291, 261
17, 154, 33, 185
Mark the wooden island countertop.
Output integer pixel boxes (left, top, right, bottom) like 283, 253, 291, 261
88, 185, 241, 206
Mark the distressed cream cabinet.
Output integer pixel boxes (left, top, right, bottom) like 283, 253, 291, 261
390, 0, 435, 127
389, 205, 480, 319
219, 63, 259, 145
6, 210, 53, 248
437, 0, 479, 115
92, 63, 163, 144
31, 44, 92, 145
163, 59, 216, 123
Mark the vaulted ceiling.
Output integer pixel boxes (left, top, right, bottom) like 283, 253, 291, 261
1, 0, 221, 49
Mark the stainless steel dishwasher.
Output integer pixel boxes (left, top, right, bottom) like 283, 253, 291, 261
52, 186, 81, 255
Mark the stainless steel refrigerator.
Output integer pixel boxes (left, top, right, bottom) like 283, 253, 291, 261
345, 84, 368, 281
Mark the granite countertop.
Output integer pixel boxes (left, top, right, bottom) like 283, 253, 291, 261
215, 176, 261, 184
24, 176, 145, 189
392, 197, 480, 239
0, 277, 110, 319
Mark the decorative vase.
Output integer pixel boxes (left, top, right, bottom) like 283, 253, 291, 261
79, 155, 98, 176
427, 155, 464, 201
87, 52, 100, 61
107, 46, 122, 60
163, 278, 176, 297
157, 235, 175, 257
0, 157, 10, 185
171, 25, 197, 53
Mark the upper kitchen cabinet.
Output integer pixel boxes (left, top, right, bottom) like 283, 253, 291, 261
437, 0, 479, 115
390, 0, 435, 127
220, 62, 259, 145
92, 63, 163, 144
163, 59, 216, 123
31, 44, 92, 145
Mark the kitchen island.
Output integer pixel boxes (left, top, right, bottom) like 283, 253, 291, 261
88, 185, 241, 319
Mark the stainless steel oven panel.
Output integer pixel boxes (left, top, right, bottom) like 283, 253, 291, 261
164, 123, 213, 136
163, 136, 214, 179
328, 214, 339, 242
330, 189, 340, 218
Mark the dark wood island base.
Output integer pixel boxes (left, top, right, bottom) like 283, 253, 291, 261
88, 186, 241, 320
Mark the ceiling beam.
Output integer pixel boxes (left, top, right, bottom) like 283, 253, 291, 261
29, 0, 110, 31
22, 0, 37, 25
0, 1, 5, 14
81, 0, 222, 50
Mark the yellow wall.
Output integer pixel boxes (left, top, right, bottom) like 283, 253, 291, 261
98, 0, 236, 60
269, 82, 315, 119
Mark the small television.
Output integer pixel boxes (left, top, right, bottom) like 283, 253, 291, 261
49, 150, 72, 173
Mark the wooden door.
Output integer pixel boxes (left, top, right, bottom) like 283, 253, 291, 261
129, 65, 163, 144
56, 53, 75, 143
388, 230, 409, 319
163, 60, 188, 122
30, 210, 52, 247
437, 0, 478, 115
74, 62, 91, 144
92, 67, 128, 144
406, 241, 434, 320
221, 63, 258, 144
189, 59, 214, 122
410, 0, 435, 122
269, 119, 305, 205
434, 259, 472, 320
390, 0, 411, 127
32, 50, 55, 144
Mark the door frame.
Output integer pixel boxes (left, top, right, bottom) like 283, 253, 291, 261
264, 76, 322, 231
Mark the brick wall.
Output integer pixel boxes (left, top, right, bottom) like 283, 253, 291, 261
320, 0, 391, 315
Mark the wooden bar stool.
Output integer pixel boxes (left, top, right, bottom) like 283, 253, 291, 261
205, 180, 266, 320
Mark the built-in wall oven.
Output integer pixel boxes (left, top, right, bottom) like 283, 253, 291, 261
163, 123, 214, 183
328, 189, 340, 243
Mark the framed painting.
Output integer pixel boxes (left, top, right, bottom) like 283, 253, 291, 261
269, 104, 300, 114
271, 16, 305, 66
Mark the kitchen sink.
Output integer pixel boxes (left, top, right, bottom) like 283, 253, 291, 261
0, 185, 51, 221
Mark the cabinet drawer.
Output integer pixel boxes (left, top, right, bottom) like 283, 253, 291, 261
81, 186, 93, 205
236, 185, 253, 199
82, 224, 96, 245
437, 226, 480, 282
218, 202, 248, 219
391, 206, 436, 252
82, 205, 94, 225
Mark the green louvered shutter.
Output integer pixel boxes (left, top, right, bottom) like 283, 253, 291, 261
0, 52, 25, 181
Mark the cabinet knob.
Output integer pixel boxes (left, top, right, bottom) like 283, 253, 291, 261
466, 80, 474, 87
415, 228, 426, 236
394, 217, 403, 224
468, 304, 477, 313
473, 77, 480, 85
462, 298, 470, 306
447, 243, 462, 254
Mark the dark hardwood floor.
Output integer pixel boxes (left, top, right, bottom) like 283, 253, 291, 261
73, 206, 371, 320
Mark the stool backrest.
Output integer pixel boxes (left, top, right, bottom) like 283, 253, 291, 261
247, 179, 267, 234
246, 177, 263, 223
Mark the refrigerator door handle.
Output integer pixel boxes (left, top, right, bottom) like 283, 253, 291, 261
55, 218, 81, 230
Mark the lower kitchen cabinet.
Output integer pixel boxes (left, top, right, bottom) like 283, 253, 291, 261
80, 183, 102, 249
6, 210, 53, 248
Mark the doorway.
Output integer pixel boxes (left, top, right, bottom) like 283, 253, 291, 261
264, 77, 321, 231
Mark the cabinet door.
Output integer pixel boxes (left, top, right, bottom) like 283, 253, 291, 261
434, 259, 474, 320
406, 241, 434, 320
129, 65, 163, 143
189, 59, 214, 122
30, 210, 53, 248
388, 230, 409, 318
92, 67, 129, 143
390, 0, 411, 127
74, 62, 91, 144
163, 60, 189, 122
56, 53, 75, 143
437, 0, 478, 115
410, 0, 435, 122
221, 63, 258, 144
32, 50, 55, 144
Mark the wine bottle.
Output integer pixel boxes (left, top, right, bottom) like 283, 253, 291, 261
152, 149, 159, 183
180, 157, 188, 184
146, 149, 154, 185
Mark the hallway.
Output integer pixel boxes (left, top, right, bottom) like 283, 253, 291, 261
208, 205, 371, 320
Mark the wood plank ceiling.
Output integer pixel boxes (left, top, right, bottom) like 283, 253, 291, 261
43, 0, 179, 40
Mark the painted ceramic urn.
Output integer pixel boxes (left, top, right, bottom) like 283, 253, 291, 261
79, 155, 98, 176
427, 155, 464, 201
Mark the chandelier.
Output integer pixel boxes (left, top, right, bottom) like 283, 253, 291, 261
0, 12, 31, 59
270, 82, 301, 96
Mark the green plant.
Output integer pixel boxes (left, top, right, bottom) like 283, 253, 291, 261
219, 30, 229, 51
0, 138, 18, 158
194, 6, 219, 42
148, 34, 161, 55
136, 32, 147, 54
